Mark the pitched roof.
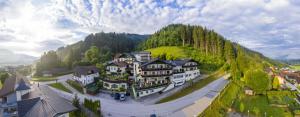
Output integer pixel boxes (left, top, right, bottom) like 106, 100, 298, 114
73, 66, 99, 77
132, 51, 151, 54
16, 79, 31, 91
0, 76, 17, 97
141, 58, 174, 67
18, 86, 77, 117
114, 53, 134, 59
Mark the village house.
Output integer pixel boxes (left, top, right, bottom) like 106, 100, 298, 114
132, 58, 200, 98
113, 53, 135, 64
168, 59, 201, 86
106, 62, 128, 75
132, 51, 151, 62
73, 66, 99, 86
102, 75, 128, 92
0, 74, 76, 117
104, 52, 201, 99
282, 71, 300, 86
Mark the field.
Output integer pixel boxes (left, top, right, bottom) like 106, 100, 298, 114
291, 65, 300, 70
66, 80, 84, 93
146, 46, 188, 59
156, 70, 224, 104
233, 94, 293, 117
48, 83, 72, 93
147, 46, 224, 73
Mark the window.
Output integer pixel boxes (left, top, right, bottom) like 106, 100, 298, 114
122, 85, 126, 88
151, 90, 154, 92
112, 84, 118, 88
104, 83, 109, 87
140, 92, 143, 95
146, 90, 148, 93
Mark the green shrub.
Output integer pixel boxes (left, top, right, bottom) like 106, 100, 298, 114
83, 98, 101, 116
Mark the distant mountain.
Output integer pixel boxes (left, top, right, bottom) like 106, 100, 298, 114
278, 59, 300, 65
0, 49, 37, 66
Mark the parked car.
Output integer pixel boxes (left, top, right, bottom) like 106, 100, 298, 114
120, 93, 126, 101
114, 93, 120, 100
150, 114, 156, 117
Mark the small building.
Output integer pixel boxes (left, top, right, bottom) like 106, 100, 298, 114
132, 51, 151, 62
113, 53, 135, 64
101, 74, 128, 92
73, 66, 99, 86
168, 59, 200, 86
42, 70, 53, 77
106, 62, 128, 75
42, 67, 70, 77
245, 87, 254, 96
18, 86, 77, 117
0, 74, 76, 117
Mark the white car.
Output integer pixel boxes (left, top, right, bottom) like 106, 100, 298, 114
120, 93, 126, 101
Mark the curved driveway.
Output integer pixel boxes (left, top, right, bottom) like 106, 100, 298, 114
48, 75, 229, 117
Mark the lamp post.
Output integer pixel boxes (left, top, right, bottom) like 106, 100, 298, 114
248, 110, 249, 117
264, 112, 266, 117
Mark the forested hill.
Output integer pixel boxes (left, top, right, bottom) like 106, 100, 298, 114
139, 24, 283, 78
35, 32, 148, 76
56, 32, 148, 61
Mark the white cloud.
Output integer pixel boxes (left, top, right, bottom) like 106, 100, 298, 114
0, 0, 299, 59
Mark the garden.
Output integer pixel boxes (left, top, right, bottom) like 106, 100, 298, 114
66, 80, 84, 93
48, 83, 72, 93
84, 98, 101, 116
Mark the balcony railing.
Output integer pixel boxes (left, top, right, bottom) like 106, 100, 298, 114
141, 73, 172, 77
141, 67, 173, 71
182, 65, 198, 68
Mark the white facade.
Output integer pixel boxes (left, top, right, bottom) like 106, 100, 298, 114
73, 73, 99, 86
133, 52, 151, 62
136, 86, 165, 98
106, 65, 126, 74
57, 113, 69, 117
185, 70, 200, 81
16, 89, 31, 101
103, 81, 128, 90
171, 73, 186, 86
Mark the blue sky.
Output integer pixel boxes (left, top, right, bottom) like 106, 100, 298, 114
0, 0, 300, 59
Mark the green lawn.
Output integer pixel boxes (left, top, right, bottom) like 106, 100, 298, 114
31, 76, 57, 82
66, 80, 84, 93
48, 83, 72, 93
291, 65, 300, 70
156, 70, 224, 104
233, 94, 293, 117
146, 46, 224, 74
146, 46, 188, 60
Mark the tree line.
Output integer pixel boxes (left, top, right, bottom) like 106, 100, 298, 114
35, 32, 148, 76
139, 24, 283, 81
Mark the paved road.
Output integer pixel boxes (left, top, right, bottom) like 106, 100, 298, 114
31, 74, 73, 85
49, 75, 229, 117
285, 79, 300, 93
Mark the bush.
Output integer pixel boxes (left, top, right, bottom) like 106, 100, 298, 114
83, 98, 101, 116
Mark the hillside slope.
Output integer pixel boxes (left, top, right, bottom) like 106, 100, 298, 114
35, 32, 148, 76
140, 24, 283, 78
